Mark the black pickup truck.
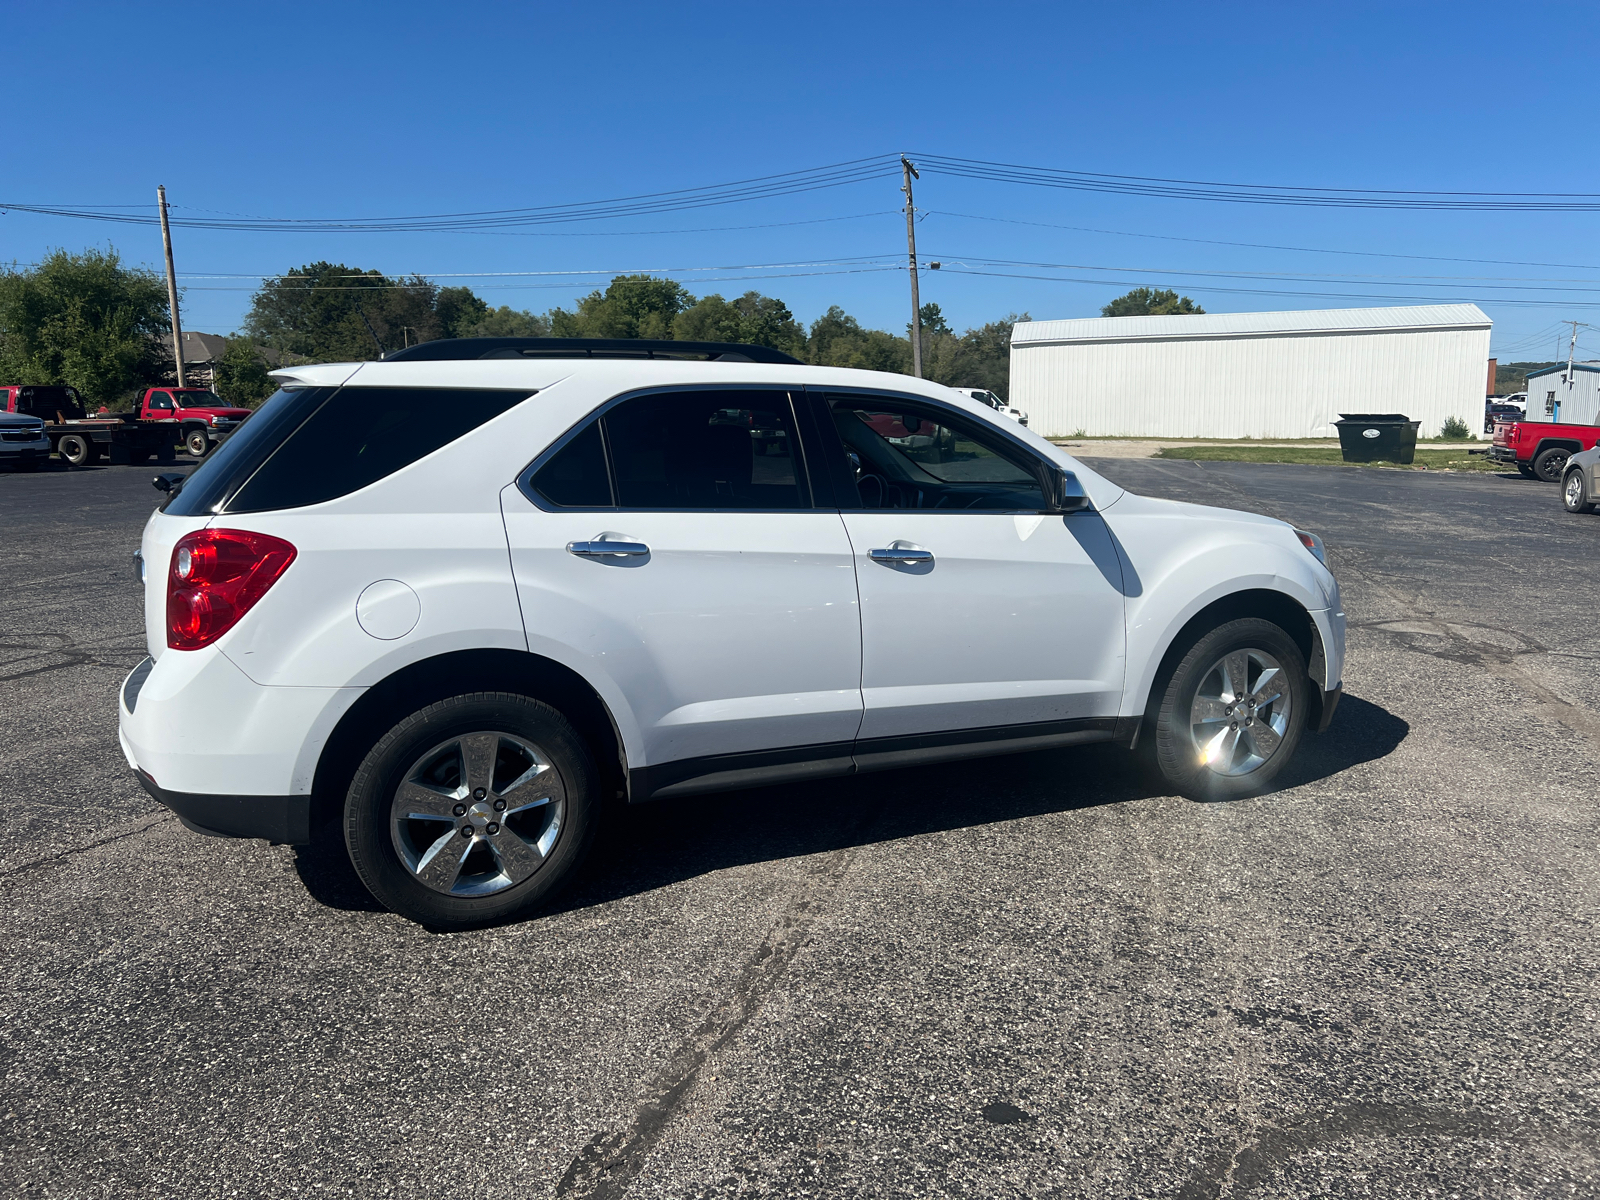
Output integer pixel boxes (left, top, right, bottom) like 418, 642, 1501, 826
0, 384, 175, 465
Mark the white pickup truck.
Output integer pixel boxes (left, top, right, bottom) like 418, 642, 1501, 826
947, 387, 1028, 427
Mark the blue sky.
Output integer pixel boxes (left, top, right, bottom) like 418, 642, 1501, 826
6, 0, 1600, 361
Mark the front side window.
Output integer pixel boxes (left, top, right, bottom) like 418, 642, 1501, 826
527, 389, 808, 511
149, 391, 174, 410
824, 396, 1046, 512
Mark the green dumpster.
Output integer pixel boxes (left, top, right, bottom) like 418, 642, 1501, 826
1335, 413, 1421, 464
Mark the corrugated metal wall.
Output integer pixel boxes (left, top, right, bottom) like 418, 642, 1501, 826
1526, 368, 1600, 425
1011, 325, 1492, 439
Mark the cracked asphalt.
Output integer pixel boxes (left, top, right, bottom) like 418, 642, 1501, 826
1, 455, 1596, 1199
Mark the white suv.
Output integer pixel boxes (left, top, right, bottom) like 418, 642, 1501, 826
118, 337, 1344, 928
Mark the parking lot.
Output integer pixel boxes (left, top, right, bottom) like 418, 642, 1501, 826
1, 456, 1596, 1198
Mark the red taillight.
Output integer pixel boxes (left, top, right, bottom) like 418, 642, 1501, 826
166, 528, 296, 650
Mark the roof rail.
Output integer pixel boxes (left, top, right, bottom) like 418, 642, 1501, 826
382, 337, 804, 366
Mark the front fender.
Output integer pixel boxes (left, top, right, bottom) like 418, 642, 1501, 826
1104, 495, 1340, 719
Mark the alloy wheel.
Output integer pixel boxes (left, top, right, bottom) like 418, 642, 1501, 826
389, 731, 565, 897
1187, 648, 1292, 777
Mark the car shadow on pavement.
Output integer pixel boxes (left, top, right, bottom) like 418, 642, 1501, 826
288, 692, 1408, 918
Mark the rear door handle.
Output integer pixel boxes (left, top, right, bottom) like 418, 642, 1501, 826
567, 539, 650, 558
868, 546, 933, 564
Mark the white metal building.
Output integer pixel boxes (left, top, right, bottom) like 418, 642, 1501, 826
1525, 362, 1600, 425
1009, 304, 1492, 439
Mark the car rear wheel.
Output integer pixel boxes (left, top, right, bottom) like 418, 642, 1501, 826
57, 434, 90, 466
344, 692, 599, 929
1148, 617, 1309, 801
1516, 463, 1536, 479
1563, 470, 1594, 513
185, 429, 210, 457
1534, 446, 1571, 482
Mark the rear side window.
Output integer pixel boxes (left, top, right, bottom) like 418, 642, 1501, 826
166, 385, 532, 515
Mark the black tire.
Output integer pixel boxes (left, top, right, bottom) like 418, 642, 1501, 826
57, 433, 90, 466
1148, 617, 1309, 802
185, 428, 210, 457
1517, 463, 1536, 479
344, 692, 599, 929
156, 442, 176, 464
1534, 446, 1571, 483
126, 450, 150, 466
84, 442, 103, 464
17, 457, 42, 472
1563, 469, 1595, 514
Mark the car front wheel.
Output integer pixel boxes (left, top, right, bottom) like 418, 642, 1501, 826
344, 692, 600, 929
185, 429, 211, 457
1149, 617, 1309, 801
1564, 470, 1595, 513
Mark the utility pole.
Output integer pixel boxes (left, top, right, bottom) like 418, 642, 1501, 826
901, 156, 922, 379
157, 185, 186, 387
1566, 319, 1579, 387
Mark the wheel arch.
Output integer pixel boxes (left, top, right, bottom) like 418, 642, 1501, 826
309, 647, 628, 833
1535, 438, 1583, 457
1134, 589, 1328, 740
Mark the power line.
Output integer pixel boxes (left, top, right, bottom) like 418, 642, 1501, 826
913, 153, 1600, 212
926, 210, 1600, 272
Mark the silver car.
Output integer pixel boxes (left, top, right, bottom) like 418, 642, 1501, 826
1561, 444, 1600, 513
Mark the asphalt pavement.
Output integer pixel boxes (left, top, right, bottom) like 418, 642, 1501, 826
1, 455, 1596, 1198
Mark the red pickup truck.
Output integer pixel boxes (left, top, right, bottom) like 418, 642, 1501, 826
135, 388, 252, 457
1488, 419, 1600, 481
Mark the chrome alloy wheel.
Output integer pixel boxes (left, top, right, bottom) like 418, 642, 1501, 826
389, 732, 565, 897
1188, 648, 1292, 777
1566, 472, 1585, 509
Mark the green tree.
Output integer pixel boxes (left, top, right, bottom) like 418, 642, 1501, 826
242, 262, 444, 361
212, 338, 277, 408
550, 274, 693, 340
466, 306, 550, 338
434, 286, 489, 339
807, 306, 911, 373
673, 290, 807, 354
1101, 287, 1205, 317
0, 247, 172, 405
924, 314, 1025, 400
916, 302, 952, 337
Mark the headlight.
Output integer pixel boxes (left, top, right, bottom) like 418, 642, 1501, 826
1293, 527, 1326, 565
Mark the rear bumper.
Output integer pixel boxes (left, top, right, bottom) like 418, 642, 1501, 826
1487, 446, 1519, 464
133, 767, 310, 843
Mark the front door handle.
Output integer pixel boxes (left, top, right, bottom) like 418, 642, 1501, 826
868, 545, 933, 564
567, 539, 650, 558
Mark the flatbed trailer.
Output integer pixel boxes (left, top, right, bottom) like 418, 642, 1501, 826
0, 385, 176, 465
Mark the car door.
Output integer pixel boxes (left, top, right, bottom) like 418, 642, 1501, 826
809, 391, 1127, 761
500, 386, 863, 796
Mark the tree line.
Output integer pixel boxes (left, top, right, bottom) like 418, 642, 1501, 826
0, 247, 1202, 409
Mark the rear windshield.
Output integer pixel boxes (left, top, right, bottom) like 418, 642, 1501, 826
164, 385, 532, 515
16, 386, 84, 420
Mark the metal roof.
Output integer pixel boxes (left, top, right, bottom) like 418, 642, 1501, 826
1010, 304, 1492, 346
1525, 361, 1600, 379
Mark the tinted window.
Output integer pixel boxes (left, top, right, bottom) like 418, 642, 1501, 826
603, 390, 806, 510
825, 397, 1045, 511
148, 391, 174, 410
163, 387, 339, 515
224, 387, 532, 513
530, 421, 612, 507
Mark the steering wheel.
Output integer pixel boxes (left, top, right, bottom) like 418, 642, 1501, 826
857, 473, 888, 508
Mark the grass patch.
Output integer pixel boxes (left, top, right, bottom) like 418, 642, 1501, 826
1153, 445, 1502, 471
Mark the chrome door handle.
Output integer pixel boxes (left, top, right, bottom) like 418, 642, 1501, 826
868, 546, 933, 564
567, 539, 650, 557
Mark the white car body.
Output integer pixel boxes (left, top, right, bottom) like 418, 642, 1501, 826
118, 352, 1343, 849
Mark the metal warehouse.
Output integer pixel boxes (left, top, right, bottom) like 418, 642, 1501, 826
1525, 362, 1600, 426
1008, 304, 1492, 439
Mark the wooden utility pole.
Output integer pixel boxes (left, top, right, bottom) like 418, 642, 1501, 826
157, 185, 186, 387
901, 157, 922, 378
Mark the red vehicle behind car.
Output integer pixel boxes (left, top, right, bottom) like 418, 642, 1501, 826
135, 388, 252, 457
1489, 418, 1600, 481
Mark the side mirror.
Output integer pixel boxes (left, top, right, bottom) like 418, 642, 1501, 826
1049, 467, 1092, 514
